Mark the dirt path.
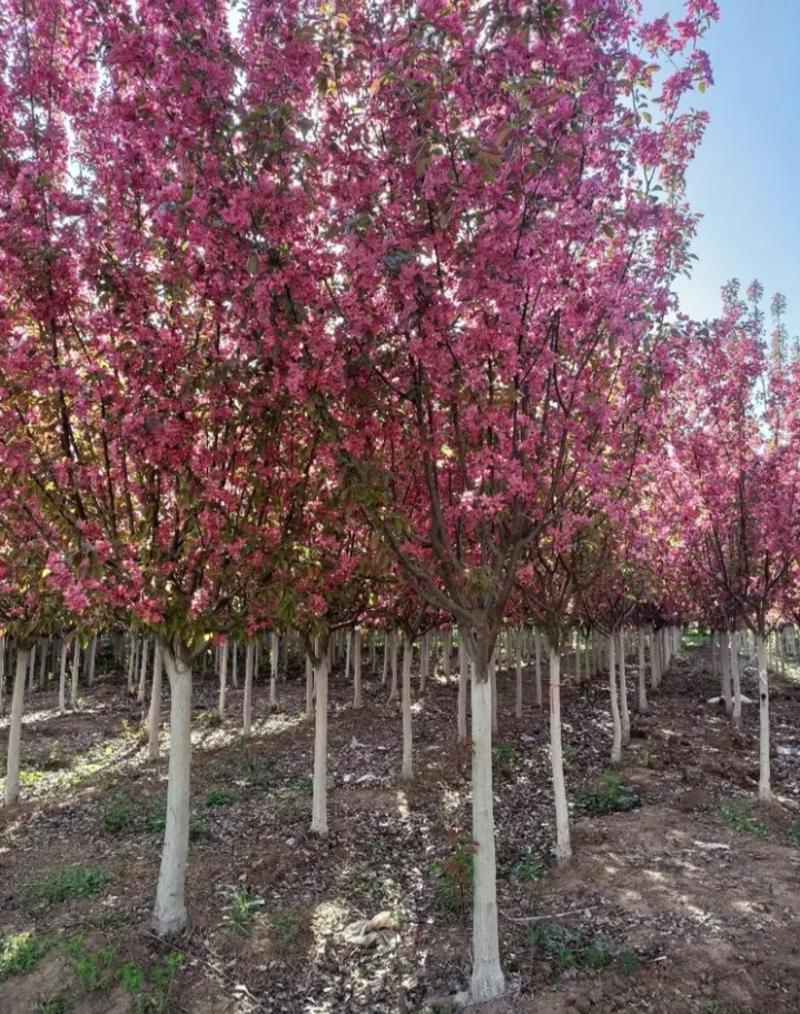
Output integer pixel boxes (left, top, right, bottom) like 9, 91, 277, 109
1, 642, 799, 1013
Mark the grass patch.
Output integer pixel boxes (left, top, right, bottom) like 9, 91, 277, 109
145, 794, 207, 841
269, 777, 312, 818
205, 788, 236, 808
224, 885, 264, 936
719, 798, 771, 838
36, 997, 72, 1014
529, 920, 638, 975
0, 931, 55, 981
504, 847, 551, 883
101, 791, 137, 834
430, 833, 475, 913
491, 742, 518, 779
118, 951, 184, 1014
67, 937, 117, 992
575, 771, 640, 815
26, 864, 111, 906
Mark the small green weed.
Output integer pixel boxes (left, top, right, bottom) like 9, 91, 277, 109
529, 920, 637, 976
785, 824, 800, 846
0, 931, 55, 981
529, 919, 581, 969
101, 791, 137, 834
492, 742, 518, 778
244, 759, 278, 791
430, 832, 475, 913
225, 885, 263, 936
67, 937, 117, 991
272, 913, 299, 944
26, 864, 111, 906
206, 788, 236, 808
269, 777, 312, 818
576, 771, 640, 815
581, 934, 615, 970
505, 847, 550, 883
196, 709, 223, 729
617, 949, 639, 974
119, 951, 184, 1014
719, 799, 771, 839
145, 794, 207, 841
36, 996, 71, 1014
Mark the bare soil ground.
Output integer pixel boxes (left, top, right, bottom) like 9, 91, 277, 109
1, 641, 799, 1014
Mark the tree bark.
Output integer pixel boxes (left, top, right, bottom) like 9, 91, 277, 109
58, 637, 68, 714
756, 632, 771, 802
148, 643, 163, 761
548, 641, 571, 862
457, 628, 468, 742
618, 629, 630, 745
401, 632, 413, 780
608, 632, 622, 764
352, 629, 363, 708
4, 645, 30, 805
218, 638, 228, 719
153, 638, 193, 935
269, 632, 279, 710
720, 630, 732, 716
243, 641, 254, 736
515, 630, 523, 720
311, 640, 330, 835
469, 659, 505, 1002
70, 637, 80, 708
534, 629, 543, 708
637, 627, 648, 713
730, 631, 742, 730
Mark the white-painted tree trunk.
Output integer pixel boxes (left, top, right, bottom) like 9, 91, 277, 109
648, 632, 658, 690
490, 650, 498, 736
756, 632, 771, 802
534, 629, 542, 708
86, 633, 97, 686
469, 666, 505, 1002
457, 629, 468, 741
310, 641, 329, 835
720, 630, 732, 716
137, 637, 149, 705
269, 631, 279, 710
388, 629, 399, 703
420, 630, 429, 693
344, 628, 351, 685
0, 634, 5, 715
70, 637, 80, 708
381, 630, 389, 685
618, 629, 630, 745
58, 637, 68, 714
608, 632, 622, 764
27, 644, 35, 692
4, 645, 30, 805
548, 642, 571, 862
153, 638, 192, 936
637, 627, 648, 713
352, 629, 363, 707
401, 632, 413, 780
305, 651, 314, 716
730, 631, 742, 730
514, 630, 523, 719
243, 641, 254, 736
38, 639, 47, 689
443, 626, 451, 680
217, 638, 228, 719
148, 643, 163, 761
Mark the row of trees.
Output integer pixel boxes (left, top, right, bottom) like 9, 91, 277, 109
2, 0, 799, 1002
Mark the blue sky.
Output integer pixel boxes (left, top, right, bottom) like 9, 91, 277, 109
646, 1, 800, 335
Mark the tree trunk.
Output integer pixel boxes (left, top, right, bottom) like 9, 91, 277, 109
618, 629, 630, 745
243, 641, 254, 736
218, 638, 228, 719
231, 640, 238, 689
730, 632, 742, 730
756, 632, 771, 802
637, 627, 648, 713
469, 659, 505, 1002
4, 645, 30, 805
352, 629, 363, 708
0, 634, 5, 715
58, 637, 68, 714
608, 632, 622, 764
442, 626, 451, 680
401, 632, 413, 780
310, 641, 329, 835
153, 638, 192, 936
515, 630, 523, 720
70, 637, 80, 708
720, 630, 732, 715
548, 641, 571, 862
457, 629, 468, 741
305, 652, 314, 716
420, 630, 429, 693
381, 630, 389, 685
148, 643, 164, 761
38, 639, 47, 690
86, 633, 97, 687
27, 644, 36, 692
490, 650, 498, 736
344, 628, 351, 684
388, 629, 399, 703
534, 629, 543, 708
269, 632, 279, 710
137, 637, 149, 705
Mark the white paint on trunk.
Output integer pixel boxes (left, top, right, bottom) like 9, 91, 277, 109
218, 638, 228, 719
352, 629, 363, 708
608, 633, 622, 765
269, 632, 279, 709
311, 642, 329, 835
720, 630, 732, 716
401, 632, 413, 780
58, 637, 68, 714
70, 637, 80, 708
618, 629, 630, 745
153, 639, 192, 936
4, 646, 30, 805
730, 632, 742, 730
457, 629, 468, 741
756, 633, 771, 802
137, 637, 149, 704
469, 667, 505, 1002
515, 629, 523, 720
87, 633, 97, 686
548, 642, 571, 862
305, 651, 314, 715
534, 630, 543, 708
637, 627, 648, 713
148, 643, 163, 761
388, 629, 399, 703
243, 641, 254, 736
